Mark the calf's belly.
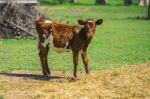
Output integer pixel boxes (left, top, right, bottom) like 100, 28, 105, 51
50, 46, 71, 53
41, 34, 71, 53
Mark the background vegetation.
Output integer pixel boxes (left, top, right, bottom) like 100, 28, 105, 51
38, 0, 139, 5
0, 0, 150, 73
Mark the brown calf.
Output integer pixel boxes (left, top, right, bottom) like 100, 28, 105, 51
36, 18, 103, 79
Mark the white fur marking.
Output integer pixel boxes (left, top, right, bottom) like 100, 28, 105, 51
41, 34, 52, 48
49, 33, 54, 48
87, 20, 93, 23
43, 34, 46, 39
51, 41, 71, 53
44, 20, 52, 24
55, 42, 71, 52
75, 29, 79, 33
50, 28, 53, 32
65, 42, 69, 48
41, 34, 71, 53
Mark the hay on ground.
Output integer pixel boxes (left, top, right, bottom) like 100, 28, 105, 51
0, 64, 150, 99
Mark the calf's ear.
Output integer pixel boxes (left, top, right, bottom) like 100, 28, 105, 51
95, 19, 103, 25
78, 19, 85, 25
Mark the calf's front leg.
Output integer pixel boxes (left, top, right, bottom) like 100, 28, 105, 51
73, 50, 79, 80
81, 51, 90, 75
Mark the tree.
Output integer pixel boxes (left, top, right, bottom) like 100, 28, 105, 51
124, 0, 132, 5
139, 0, 149, 6
148, 0, 150, 19
96, 0, 107, 5
59, 0, 64, 4
71, 0, 78, 4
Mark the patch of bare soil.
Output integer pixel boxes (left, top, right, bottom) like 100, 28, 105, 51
0, 64, 150, 99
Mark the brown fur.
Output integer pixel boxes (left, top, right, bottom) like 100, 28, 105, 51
36, 18, 103, 79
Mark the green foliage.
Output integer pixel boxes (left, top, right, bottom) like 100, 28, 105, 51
0, 4, 150, 73
38, 0, 139, 6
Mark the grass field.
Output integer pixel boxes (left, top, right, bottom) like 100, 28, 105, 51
0, 1, 150, 73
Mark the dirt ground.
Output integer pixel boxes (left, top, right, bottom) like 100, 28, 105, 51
0, 64, 150, 99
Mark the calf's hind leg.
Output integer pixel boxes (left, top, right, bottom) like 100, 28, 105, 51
45, 47, 51, 76
39, 46, 50, 78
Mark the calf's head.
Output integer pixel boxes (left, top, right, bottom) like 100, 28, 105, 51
78, 19, 103, 39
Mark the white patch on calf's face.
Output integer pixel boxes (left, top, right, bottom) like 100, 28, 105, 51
87, 20, 93, 23
44, 20, 52, 24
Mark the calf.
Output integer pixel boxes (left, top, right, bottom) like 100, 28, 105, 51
36, 18, 103, 79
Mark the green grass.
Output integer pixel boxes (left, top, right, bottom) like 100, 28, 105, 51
0, 3, 150, 73
39, 0, 139, 6
0, 96, 3, 99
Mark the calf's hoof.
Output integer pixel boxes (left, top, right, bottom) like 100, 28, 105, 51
44, 74, 51, 80
86, 72, 90, 75
73, 77, 79, 81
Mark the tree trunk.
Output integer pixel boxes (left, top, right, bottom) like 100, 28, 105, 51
148, 0, 150, 19
124, 0, 132, 5
71, 0, 78, 4
59, 0, 64, 4
139, 0, 149, 6
96, 0, 107, 5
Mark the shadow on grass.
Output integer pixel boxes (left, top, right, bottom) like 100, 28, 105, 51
0, 73, 64, 81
